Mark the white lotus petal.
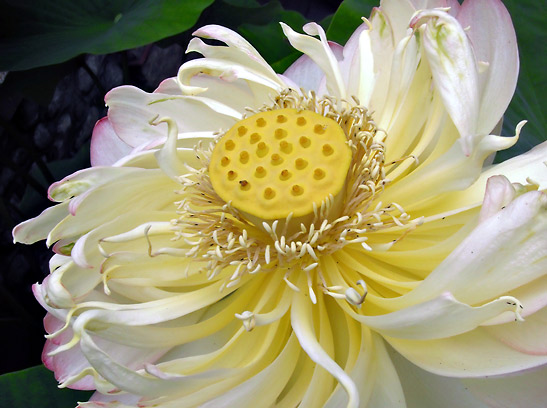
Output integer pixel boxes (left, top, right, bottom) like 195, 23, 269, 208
412, 10, 479, 148
90, 117, 133, 167
387, 326, 547, 377
457, 0, 519, 135
281, 22, 346, 99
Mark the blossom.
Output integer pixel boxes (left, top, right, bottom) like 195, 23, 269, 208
13, 0, 547, 406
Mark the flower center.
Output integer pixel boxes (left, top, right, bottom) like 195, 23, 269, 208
209, 109, 352, 220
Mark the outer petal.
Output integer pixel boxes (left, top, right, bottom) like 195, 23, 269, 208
457, 0, 519, 135
388, 190, 547, 308
477, 175, 517, 222
367, 9, 396, 115
387, 326, 547, 377
339, 22, 375, 106
379, 0, 415, 45
280, 23, 346, 99
389, 345, 488, 408
191, 24, 281, 84
411, 10, 479, 148
90, 117, 132, 167
483, 306, 547, 356
463, 365, 547, 408
350, 292, 525, 340
283, 41, 344, 94
106, 86, 241, 147
12, 201, 69, 244
394, 347, 547, 407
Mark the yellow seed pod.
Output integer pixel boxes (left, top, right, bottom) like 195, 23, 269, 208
209, 108, 352, 220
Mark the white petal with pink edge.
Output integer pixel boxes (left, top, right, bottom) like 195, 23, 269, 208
457, 0, 519, 135
412, 10, 479, 149
384, 190, 547, 308
106, 85, 240, 147
90, 117, 132, 167
281, 23, 346, 99
387, 326, 547, 377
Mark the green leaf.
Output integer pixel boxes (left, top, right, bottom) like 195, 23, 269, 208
0, 365, 93, 408
200, 0, 285, 30
0, 0, 215, 71
496, 0, 546, 161
326, 0, 377, 45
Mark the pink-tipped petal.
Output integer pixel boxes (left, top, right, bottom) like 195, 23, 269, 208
478, 175, 516, 223
412, 10, 479, 146
457, 0, 519, 135
90, 117, 132, 167
484, 307, 547, 356
283, 41, 343, 93
153, 77, 182, 95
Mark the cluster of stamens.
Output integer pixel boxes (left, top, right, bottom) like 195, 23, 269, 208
172, 89, 412, 303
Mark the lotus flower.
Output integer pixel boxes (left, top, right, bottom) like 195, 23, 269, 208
14, 0, 547, 407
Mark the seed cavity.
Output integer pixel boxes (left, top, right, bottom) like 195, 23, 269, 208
299, 136, 311, 148
297, 117, 306, 126
239, 151, 249, 164
250, 133, 261, 144
271, 154, 283, 165
322, 144, 334, 156
277, 115, 287, 123
313, 168, 325, 180
225, 140, 235, 150
255, 166, 266, 178
238, 126, 247, 136
239, 180, 251, 191
295, 158, 308, 170
314, 124, 326, 134
228, 170, 237, 180
256, 118, 267, 127
280, 141, 292, 154
221, 156, 230, 166
291, 184, 304, 196
275, 129, 287, 139
264, 187, 275, 199
279, 169, 291, 181
256, 142, 269, 157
